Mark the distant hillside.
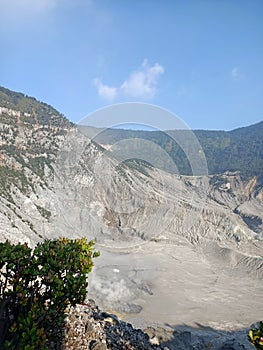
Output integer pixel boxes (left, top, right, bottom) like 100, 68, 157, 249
90, 121, 263, 183
1, 88, 263, 350
195, 122, 263, 182
1, 85, 262, 184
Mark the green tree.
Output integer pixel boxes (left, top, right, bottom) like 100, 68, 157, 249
0, 237, 99, 349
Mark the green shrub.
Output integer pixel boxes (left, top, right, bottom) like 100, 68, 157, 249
0, 237, 99, 349
248, 322, 263, 349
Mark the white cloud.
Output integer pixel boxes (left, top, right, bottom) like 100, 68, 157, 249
230, 67, 245, 80
93, 78, 117, 102
120, 59, 164, 99
93, 60, 164, 101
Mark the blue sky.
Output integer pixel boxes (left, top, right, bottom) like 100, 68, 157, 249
0, 0, 262, 130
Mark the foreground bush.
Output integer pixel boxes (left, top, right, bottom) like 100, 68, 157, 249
0, 237, 99, 349
248, 322, 263, 349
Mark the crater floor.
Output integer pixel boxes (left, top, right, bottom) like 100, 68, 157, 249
88, 238, 263, 331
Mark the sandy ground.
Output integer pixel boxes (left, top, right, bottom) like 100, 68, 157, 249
88, 238, 263, 331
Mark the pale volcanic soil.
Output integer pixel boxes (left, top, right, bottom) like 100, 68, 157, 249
88, 238, 263, 331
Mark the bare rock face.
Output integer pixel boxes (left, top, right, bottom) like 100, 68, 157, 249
49, 300, 255, 350
0, 103, 262, 251
62, 301, 161, 350
0, 94, 263, 348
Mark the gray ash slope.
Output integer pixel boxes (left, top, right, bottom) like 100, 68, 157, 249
0, 86, 262, 249
0, 86, 262, 346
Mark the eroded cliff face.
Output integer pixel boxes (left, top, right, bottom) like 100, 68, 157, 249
1, 102, 263, 334
0, 105, 72, 244
0, 111, 262, 251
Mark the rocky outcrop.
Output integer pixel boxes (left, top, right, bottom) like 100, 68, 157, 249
62, 300, 162, 350
55, 300, 255, 350
0, 101, 262, 251
0, 90, 262, 346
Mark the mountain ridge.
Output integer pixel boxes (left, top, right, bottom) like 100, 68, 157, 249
89, 121, 263, 182
0, 86, 263, 342
0, 86, 262, 246
1, 85, 262, 183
